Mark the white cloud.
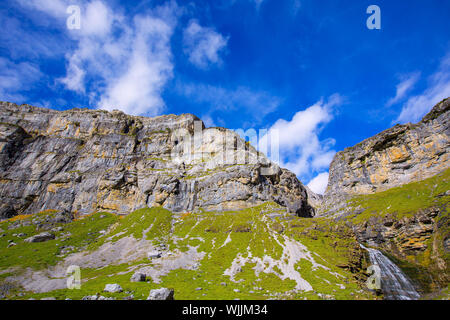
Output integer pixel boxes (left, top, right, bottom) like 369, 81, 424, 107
60, 53, 86, 93
396, 53, 450, 123
201, 114, 216, 127
97, 13, 175, 115
259, 94, 342, 180
0, 14, 67, 60
386, 72, 420, 107
18, 0, 178, 116
82, 0, 114, 36
17, 0, 68, 18
183, 20, 228, 69
307, 172, 329, 195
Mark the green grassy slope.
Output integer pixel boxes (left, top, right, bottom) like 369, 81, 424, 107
0, 203, 375, 300
347, 168, 449, 223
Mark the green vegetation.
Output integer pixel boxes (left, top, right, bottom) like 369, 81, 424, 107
0, 211, 118, 270
347, 168, 450, 223
0, 203, 375, 300
94, 207, 172, 246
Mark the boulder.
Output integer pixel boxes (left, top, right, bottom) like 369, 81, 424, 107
147, 288, 174, 300
130, 272, 146, 282
147, 251, 162, 259
82, 295, 115, 300
104, 284, 123, 293
24, 232, 55, 243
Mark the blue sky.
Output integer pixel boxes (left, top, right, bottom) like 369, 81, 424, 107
1, 0, 449, 193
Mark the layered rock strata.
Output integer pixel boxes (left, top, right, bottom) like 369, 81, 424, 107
0, 101, 313, 218
320, 98, 450, 215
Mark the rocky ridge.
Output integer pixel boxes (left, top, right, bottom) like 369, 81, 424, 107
314, 98, 450, 295
319, 98, 450, 216
0, 101, 313, 219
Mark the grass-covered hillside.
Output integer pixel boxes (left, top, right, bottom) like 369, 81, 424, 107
0, 203, 375, 300
1, 169, 447, 300
347, 168, 450, 224
341, 168, 450, 298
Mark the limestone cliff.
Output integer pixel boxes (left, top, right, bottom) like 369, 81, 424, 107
320, 98, 449, 215
0, 101, 313, 219
315, 98, 450, 295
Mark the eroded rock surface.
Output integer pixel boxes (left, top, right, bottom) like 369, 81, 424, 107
0, 101, 313, 218
320, 98, 449, 215
355, 207, 449, 290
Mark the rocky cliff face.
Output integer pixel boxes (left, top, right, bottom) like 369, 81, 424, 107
355, 205, 449, 291
0, 101, 313, 219
314, 98, 450, 295
320, 98, 449, 215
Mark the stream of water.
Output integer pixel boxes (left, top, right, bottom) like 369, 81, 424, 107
360, 244, 420, 300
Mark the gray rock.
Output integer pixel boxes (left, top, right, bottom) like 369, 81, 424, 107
0, 101, 313, 219
320, 98, 450, 217
130, 272, 146, 282
104, 284, 123, 293
147, 250, 162, 259
82, 294, 115, 300
24, 232, 55, 243
147, 288, 174, 300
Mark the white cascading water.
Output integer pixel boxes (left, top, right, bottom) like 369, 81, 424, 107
360, 244, 421, 300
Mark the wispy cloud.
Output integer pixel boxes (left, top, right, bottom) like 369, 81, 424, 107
291, 0, 302, 15
307, 171, 328, 194
183, 19, 228, 69
259, 94, 343, 185
97, 10, 177, 115
396, 53, 450, 123
17, 0, 68, 18
0, 57, 43, 103
201, 114, 216, 127
386, 72, 420, 107
253, 0, 265, 10
0, 14, 67, 60
177, 82, 281, 125
17, 0, 179, 116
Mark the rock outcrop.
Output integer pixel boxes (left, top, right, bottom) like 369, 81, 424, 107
147, 288, 174, 300
355, 207, 441, 254
0, 101, 313, 218
24, 232, 55, 243
320, 98, 450, 215
355, 206, 449, 290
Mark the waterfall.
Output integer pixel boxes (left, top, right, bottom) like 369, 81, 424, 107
360, 244, 421, 300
